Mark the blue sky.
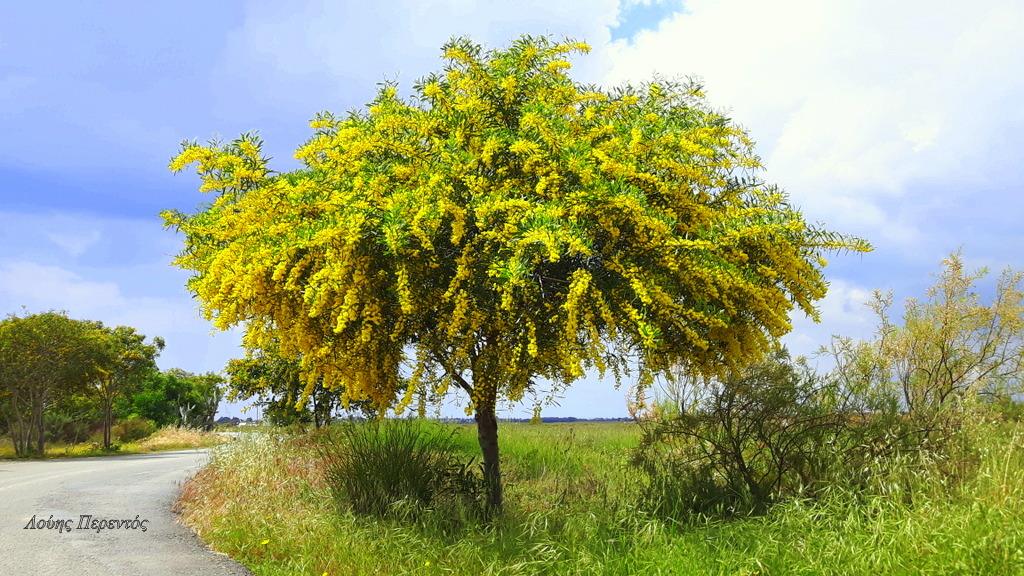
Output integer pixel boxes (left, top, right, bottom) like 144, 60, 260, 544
2, 1, 1022, 419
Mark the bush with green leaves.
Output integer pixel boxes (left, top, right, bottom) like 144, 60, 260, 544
634, 347, 851, 518
318, 419, 484, 519
635, 254, 1024, 521
995, 395, 1024, 422
113, 416, 157, 443
44, 411, 94, 445
632, 348, 995, 521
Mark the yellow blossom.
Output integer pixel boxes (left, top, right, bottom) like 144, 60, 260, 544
166, 35, 869, 510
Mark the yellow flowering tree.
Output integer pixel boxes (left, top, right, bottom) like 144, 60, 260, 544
164, 36, 868, 510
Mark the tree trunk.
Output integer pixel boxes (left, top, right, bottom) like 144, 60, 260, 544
14, 413, 28, 456
7, 391, 29, 456
102, 398, 113, 450
312, 393, 321, 429
474, 401, 503, 512
36, 418, 44, 455
179, 403, 193, 428
33, 397, 45, 456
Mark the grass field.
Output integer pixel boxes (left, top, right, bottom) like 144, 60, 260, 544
0, 426, 225, 459
176, 421, 1024, 575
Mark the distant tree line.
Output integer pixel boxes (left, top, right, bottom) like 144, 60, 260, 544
0, 310, 223, 456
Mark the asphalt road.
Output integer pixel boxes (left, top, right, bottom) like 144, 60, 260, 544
0, 450, 250, 575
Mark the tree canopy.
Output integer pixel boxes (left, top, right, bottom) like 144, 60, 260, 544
164, 35, 868, 508
92, 325, 163, 449
0, 311, 103, 455
225, 344, 345, 427
0, 310, 227, 455
122, 368, 224, 429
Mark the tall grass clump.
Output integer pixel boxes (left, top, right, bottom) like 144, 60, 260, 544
318, 419, 484, 519
135, 425, 224, 451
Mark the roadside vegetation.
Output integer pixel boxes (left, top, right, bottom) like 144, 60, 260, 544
178, 418, 1024, 576
176, 252, 1024, 574
0, 313, 227, 457
0, 425, 225, 459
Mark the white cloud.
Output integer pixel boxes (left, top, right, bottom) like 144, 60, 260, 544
0, 261, 122, 311
0, 260, 174, 332
600, 0, 1024, 246
0, 211, 244, 378
0, 257, 238, 351
47, 229, 102, 257
215, 0, 621, 117
783, 278, 874, 360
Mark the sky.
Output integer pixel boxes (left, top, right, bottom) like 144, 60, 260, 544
1, 0, 1022, 419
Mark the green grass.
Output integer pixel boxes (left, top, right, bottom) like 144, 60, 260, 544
0, 426, 225, 459
176, 421, 1024, 575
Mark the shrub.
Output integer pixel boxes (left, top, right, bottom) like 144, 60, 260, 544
44, 410, 95, 444
820, 255, 1024, 463
318, 419, 484, 519
635, 346, 1005, 522
633, 348, 849, 519
993, 395, 1024, 423
113, 416, 157, 443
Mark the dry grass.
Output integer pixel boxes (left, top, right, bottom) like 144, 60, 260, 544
136, 426, 225, 452
0, 426, 225, 459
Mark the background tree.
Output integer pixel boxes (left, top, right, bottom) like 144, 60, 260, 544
166, 368, 203, 427
0, 311, 101, 455
825, 252, 1024, 445
189, 372, 224, 431
44, 391, 101, 446
226, 347, 341, 428
92, 325, 164, 449
149, 369, 225, 430
117, 370, 188, 427
164, 36, 868, 510
120, 368, 224, 429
